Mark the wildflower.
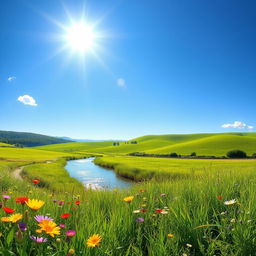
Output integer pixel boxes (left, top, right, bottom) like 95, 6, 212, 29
152, 214, 157, 217
1, 217, 10, 222
66, 230, 76, 237
34, 215, 53, 223
68, 249, 75, 254
140, 209, 147, 213
136, 217, 144, 223
160, 193, 166, 197
86, 234, 102, 247
58, 200, 64, 206
141, 204, 147, 207
133, 210, 140, 214
224, 199, 236, 206
8, 213, 22, 223
123, 196, 134, 203
16, 197, 29, 205
3, 195, 11, 200
26, 199, 45, 210
61, 213, 71, 219
221, 211, 227, 215
56, 238, 61, 243
143, 197, 147, 201
75, 200, 80, 205
167, 233, 174, 238
18, 222, 27, 231
32, 179, 40, 184
186, 243, 192, 248
139, 189, 146, 193
231, 218, 236, 223
161, 210, 168, 215
30, 236, 48, 243
36, 220, 61, 237
59, 224, 66, 228
3, 207, 15, 214
155, 209, 163, 213
217, 195, 223, 200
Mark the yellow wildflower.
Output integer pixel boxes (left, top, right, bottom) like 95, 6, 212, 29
26, 199, 45, 210
167, 233, 174, 238
86, 234, 102, 247
1, 217, 10, 222
9, 213, 23, 223
36, 220, 60, 237
123, 196, 134, 203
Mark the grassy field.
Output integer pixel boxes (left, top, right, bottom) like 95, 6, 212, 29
36, 132, 256, 156
94, 156, 256, 181
1, 135, 256, 255
0, 161, 256, 255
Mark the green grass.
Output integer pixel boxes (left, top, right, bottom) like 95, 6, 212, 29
0, 142, 14, 147
1, 163, 256, 255
22, 158, 84, 192
94, 156, 256, 181
36, 132, 256, 156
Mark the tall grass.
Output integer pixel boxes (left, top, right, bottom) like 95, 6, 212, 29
0, 161, 256, 255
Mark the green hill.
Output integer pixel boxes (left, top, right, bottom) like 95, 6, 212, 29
0, 130, 72, 147
36, 132, 256, 156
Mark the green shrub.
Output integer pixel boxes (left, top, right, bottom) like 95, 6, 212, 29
190, 152, 197, 157
227, 150, 247, 158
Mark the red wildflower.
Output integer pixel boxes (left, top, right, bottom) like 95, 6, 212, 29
217, 196, 223, 200
75, 200, 80, 205
60, 213, 71, 219
139, 189, 146, 193
67, 202, 71, 205
140, 209, 147, 213
15, 197, 29, 205
3, 207, 15, 214
155, 209, 163, 213
33, 179, 39, 184
71, 207, 77, 210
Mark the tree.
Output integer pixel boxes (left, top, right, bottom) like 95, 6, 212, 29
169, 152, 178, 157
190, 152, 196, 157
227, 150, 247, 159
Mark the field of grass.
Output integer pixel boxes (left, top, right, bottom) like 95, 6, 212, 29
0, 142, 14, 147
1, 133, 256, 255
36, 132, 256, 156
1, 162, 256, 255
94, 156, 256, 181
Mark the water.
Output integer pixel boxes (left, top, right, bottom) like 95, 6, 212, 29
65, 157, 132, 190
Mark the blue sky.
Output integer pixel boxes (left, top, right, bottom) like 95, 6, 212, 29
0, 0, 255, 140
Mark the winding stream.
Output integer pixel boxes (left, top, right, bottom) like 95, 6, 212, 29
65, 157, 132, 190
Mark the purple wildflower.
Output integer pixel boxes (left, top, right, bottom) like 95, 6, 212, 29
58, 200, 64, 206
59, 224, 66, 228
66, 230, 76, 237
136, 217, 144, 223
30, 236, 48, 243
3, 195, 10, 200
34, 215, 53, 223
18, 222, 27, 231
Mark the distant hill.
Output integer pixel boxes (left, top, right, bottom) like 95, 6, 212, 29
36, 132, 256, 156
0, 131, 73, 147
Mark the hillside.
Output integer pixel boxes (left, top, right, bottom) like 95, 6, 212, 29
36, 132, 256, 156
0, 130, 72, 147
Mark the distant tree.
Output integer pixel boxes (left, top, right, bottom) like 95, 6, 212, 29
190, 152, 197, 157
227, 150, 247, 159
169, 152, 178, 157
130, 141, 138, 144
252, 153, 256, 158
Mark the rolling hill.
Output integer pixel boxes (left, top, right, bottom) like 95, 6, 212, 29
0, 130, 72, 147
36, 132, 256, 156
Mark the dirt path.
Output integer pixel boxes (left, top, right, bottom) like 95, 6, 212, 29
12, 159, 57, 181
12, 166, 25, 180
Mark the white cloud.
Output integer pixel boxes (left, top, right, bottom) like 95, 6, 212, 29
117, 78, 126, 87
17, 95, 38, 107
7, 76, 16, 82
222, 121, 254, 129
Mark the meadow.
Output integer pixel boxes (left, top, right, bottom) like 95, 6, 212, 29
1, 133, 256, 255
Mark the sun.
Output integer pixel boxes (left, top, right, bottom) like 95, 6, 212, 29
65, 22, 96, 53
